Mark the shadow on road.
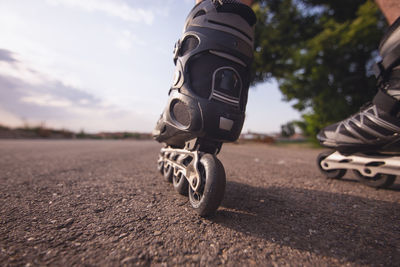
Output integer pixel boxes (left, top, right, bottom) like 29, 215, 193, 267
214, 181, 400, 265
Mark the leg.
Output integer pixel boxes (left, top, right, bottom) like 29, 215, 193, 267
154, 0, 256, 216
153, 0, 256, 149
317, 16, 400, 153
375, 0, 400, 24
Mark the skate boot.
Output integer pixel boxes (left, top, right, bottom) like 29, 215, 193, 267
153, 0, 256, 216
317, 17, 400, 188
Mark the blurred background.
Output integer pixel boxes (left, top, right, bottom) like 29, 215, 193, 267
0, 0, 386, 140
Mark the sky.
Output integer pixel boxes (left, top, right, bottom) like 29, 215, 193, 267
0, 0, 300, 134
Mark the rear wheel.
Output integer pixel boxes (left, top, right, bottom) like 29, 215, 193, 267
353, 170, 396, 188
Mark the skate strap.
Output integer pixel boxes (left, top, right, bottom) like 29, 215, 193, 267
373, 89, 400, 116
212, 0, 257, 26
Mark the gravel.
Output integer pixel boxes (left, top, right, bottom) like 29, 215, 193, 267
0, 140, 399, 266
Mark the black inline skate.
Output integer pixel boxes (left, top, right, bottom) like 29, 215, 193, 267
153, 0, 256, 216
317, 17, 400, 188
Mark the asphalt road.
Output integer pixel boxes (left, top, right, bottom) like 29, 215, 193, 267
0, 140, 399, 266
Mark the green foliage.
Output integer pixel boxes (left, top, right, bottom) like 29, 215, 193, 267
0, 125, 10, 131
76, 129, 87, 139
280, 121, 296, 137
253, 0, 386, 138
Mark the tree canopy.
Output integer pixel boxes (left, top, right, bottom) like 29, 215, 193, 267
252, 0, 387, 138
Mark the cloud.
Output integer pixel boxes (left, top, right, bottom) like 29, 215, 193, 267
115, 29, 147, 51
0, 49, 18, 63
0, 49, 153, 132
46, 0, 155, 25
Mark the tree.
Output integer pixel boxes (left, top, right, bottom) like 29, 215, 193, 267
252, 0, 387, 138
280, 121, 296, 137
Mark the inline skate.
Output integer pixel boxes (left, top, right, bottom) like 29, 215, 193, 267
153, 0, 256, 216
317, 17, 400, 188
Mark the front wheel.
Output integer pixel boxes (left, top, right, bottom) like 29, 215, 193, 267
188, 154, 226, 217
353, 170, 396, 188
317, 151, 346, 179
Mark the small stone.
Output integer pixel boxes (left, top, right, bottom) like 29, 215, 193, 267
154, 231, 162, 236
191, 254, 201, 261
121, 256, 137, 264
94, 208, 105, 213
119, 233, 128, 239
57, 218, 74, 229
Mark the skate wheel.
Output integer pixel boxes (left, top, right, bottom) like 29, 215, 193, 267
188, 154, 226, 217
353, 170, 396, 188
173, 172, 189, 196
157, 160, 164, 175
163, 163, 173, 183
317, 151, 346, 179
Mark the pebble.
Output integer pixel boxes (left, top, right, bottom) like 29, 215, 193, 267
154, 231, 162, 236
57, 218, 74, 229
119, 233, 128, 239
121, 256, 137, 264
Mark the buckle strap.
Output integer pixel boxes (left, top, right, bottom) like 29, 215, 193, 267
374, 43, 400, 80
373, 89, 400, 116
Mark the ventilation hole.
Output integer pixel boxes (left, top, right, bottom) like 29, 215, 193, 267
179, 36, 199, 57
365, 161, 385, 167
213, 68, 241, 98
193, 9, 206, 19
171, 100, 190, 127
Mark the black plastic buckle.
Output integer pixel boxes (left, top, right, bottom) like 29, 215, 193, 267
373, 61, 384, 79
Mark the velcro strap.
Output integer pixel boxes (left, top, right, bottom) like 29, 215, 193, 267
373, 89, 400, 116
373, 43, 400, 79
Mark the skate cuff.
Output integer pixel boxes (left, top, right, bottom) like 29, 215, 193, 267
375, 16, 400, 79
373, 89, 400, 116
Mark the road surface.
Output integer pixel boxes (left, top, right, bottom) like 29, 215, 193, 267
0, 140, 399, 266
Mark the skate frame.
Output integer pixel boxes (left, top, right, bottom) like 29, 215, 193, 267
159, 147, 202, 191
321, 151, 400, 177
